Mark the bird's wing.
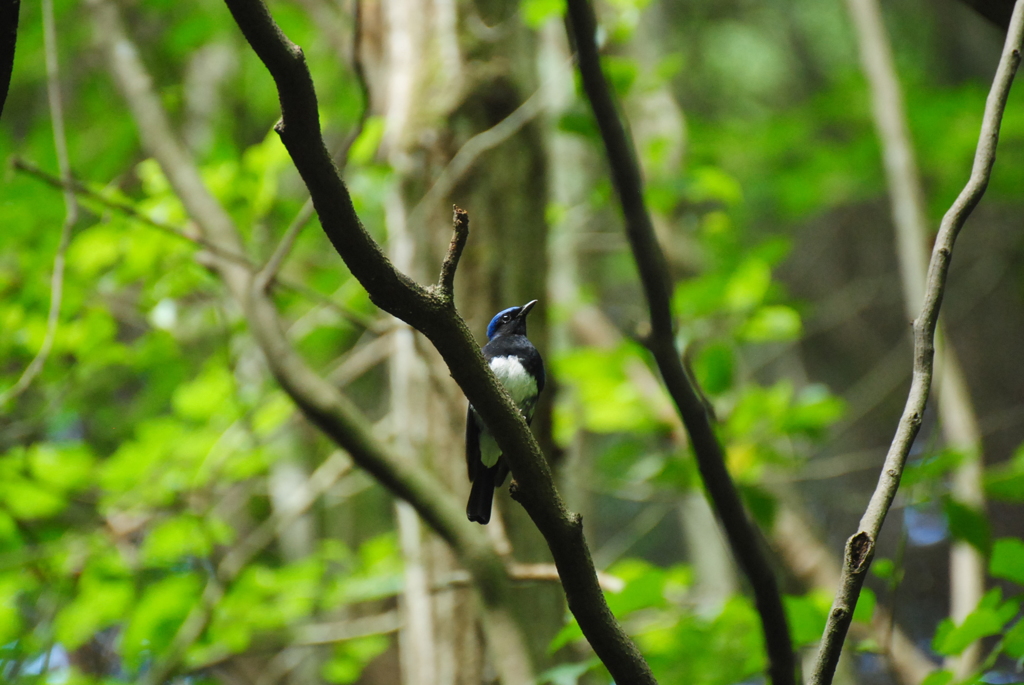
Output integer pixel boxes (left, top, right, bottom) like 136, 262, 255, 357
466, 405, 481, 482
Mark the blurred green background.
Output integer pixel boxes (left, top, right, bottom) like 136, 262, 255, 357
2, 0, 1024, 683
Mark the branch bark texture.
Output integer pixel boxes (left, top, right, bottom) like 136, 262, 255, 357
810, 2, 1024, 682
563, 1, 795, 684
845, 0, 988, 675
216, 1, 655, 682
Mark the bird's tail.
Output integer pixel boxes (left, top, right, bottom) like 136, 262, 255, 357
467, 465, 497, 524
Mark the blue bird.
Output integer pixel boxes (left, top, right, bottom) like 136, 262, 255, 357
466, 300, 545, 524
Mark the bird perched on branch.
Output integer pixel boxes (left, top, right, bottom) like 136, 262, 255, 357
466, 300, 544, 524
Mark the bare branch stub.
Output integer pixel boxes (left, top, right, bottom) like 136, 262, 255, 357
438, 205, 469, 300
564, 1, 796, 684
810, 2, 1024, 683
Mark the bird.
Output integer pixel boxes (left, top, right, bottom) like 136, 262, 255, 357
466, 300, 545, 524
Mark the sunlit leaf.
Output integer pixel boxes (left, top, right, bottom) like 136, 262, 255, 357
991, 538, 1024, 585
739, 305, 802, 341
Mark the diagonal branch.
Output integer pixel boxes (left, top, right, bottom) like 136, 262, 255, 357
845, 0, 988, 676
12, 158, 380, 332
810, 2, 1024, 683
563, 1, 796, 684
222, 0, 655, 682
84, 1, 535, 683
406, 86, 546, 233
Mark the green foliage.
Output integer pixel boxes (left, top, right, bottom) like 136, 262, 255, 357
322, 635, 390, 684
933, 588, 1020, 656
942, 497, 991, 555
985, 444, 1024, 502
3, 0, 1024, 682
990, 538, 1024, 586
553, 342, 671, 442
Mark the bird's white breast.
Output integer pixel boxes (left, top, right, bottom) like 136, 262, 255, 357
489, 356, 538, 408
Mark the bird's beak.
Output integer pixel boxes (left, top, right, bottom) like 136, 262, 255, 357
518, 300, 538, 319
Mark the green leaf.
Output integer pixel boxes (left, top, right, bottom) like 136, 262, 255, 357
991, 537, 1024, 585
553, 343, 667, 438
347, 116, 385, 166
919, 670, 954, 685
602, 56, 639, 98
605, 559, 668, 616
521, 0, 565, 28
172, 364, 236, 421
0, 575, 25, 644
123, 573, 203, 666
932, 589, 1015, 655
537, 658, 602, 685
784, 594, 827, 647
252, 391, 294, 438
943, 497, 991, 555
322, 635, 389, 684
141, 515, 216, 566
0, 478, 66, 519
725, 258, 771, 311
738, 483, 777, 528
1003, 619, 1024, 659
871, 557, 896, 581
687, 166, 743, 206
27, 443, 94, 492
739, 305, 802, 341
693, 342, 735, 395
903, 449, 966, 490
853, 587, 876, 624
781, 384, 845, 436
985, 446, 1024, 502
55, 574, 134, 649
548, 617, 585, 653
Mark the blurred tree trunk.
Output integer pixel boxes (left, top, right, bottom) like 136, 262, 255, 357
359, 0, 557, 679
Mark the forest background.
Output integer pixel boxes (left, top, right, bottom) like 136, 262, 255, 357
1, 0, 1024, 683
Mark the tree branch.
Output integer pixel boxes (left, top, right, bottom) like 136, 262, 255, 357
563, 2, 795, 684
256, 0, 370, 294
810, 2, 1024, 683
85, 1, 535, 682
0, 0, 75, 408
436, 205, 469, 300
845, 0, 988, 675
12, 158, 380, 332
221, 0, 654, 681
406, 86, 546, 233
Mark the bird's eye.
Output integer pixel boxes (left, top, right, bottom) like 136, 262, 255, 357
502, 315, 511, 323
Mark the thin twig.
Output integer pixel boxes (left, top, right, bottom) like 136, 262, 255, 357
13, 158, 254, 267
845, 0, 988, 675
256, 198, 315, 291
0, 0, 75, 409
436, 205, 469, 299
218, 451, 352, 578
406, 86, 545, 232
12, 159, 380, 331
810, 3, 1024, 683
256, 0, 371, 292
564, 1, 795, 683
436, 563, 625, 593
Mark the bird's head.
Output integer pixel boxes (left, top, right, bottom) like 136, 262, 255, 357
486, 300, 538, 340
